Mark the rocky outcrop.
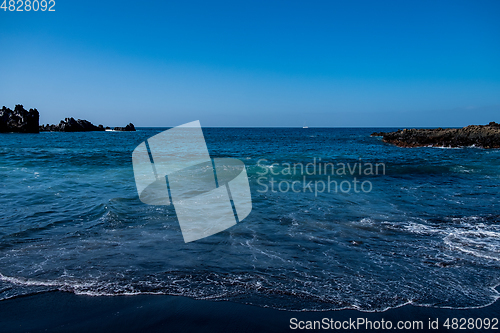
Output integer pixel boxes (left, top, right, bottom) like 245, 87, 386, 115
0, 105, 40, 133
113, 123, 136, 131
371, 122, 500, 148
40, 118, 105, 132
40, 118, 136, 132
0, 105, 137, 133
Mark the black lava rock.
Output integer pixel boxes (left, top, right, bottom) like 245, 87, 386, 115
0, 105, 40, 133
114, 123, 136, 131
371, 122, 500, 149
40, 117, 105, 132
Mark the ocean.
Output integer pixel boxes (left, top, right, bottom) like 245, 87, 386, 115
0, 127, 499, 318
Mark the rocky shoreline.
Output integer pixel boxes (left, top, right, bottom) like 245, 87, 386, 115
371, 122, 500, 149
1, 105, 135, 133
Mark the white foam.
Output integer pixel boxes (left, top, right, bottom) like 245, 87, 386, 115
394, 217, 500, 262
444, 230, 500, 261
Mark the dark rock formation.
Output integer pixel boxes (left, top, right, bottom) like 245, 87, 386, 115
40, 117, 105, 132
371, 122, 500, 148
1, 105, 136, 133
113, 123, 136, 131
40, 119, 136, 132
0, 105, 40, 133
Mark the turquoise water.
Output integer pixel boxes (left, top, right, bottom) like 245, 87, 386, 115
0, 128, 499, 311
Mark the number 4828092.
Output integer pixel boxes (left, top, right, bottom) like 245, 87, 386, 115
1, 0, 56, 11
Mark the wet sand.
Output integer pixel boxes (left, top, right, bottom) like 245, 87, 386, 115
0, 291, 498, 332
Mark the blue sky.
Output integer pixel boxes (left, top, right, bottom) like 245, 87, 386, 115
1, 0, 499, 127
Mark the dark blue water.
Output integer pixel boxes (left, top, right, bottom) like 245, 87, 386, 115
0, 128, 499, 311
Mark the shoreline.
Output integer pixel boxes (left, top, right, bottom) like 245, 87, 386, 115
1, 291, 499, 332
